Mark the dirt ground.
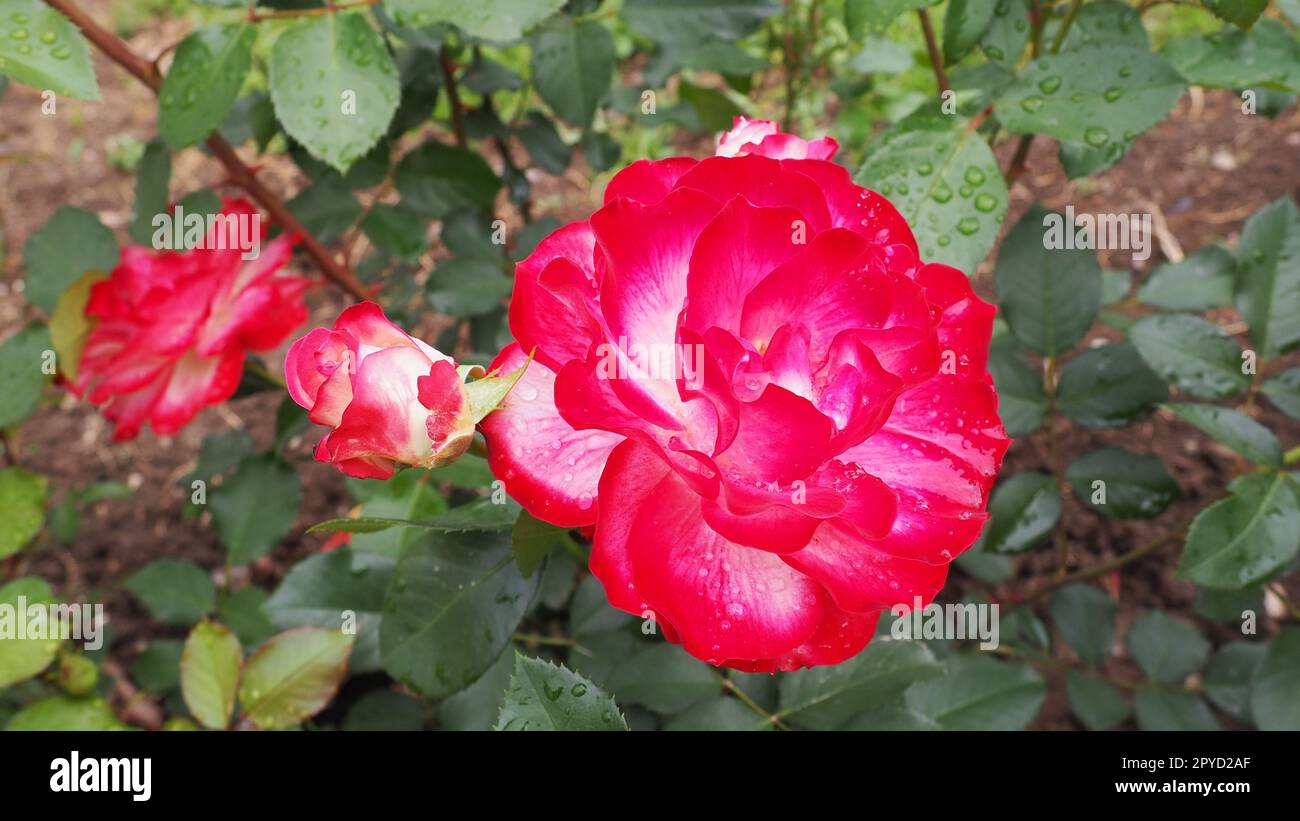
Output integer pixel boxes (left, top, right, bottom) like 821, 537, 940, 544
1, 2, 1298, 729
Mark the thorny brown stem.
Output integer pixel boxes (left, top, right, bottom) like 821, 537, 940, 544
917, 8, 949, 94
439, 48, 468, 148
1009, 528, 1187, 608
46, 0, 372, 302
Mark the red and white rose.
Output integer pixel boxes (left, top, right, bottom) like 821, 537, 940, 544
480, 118, 1009, 671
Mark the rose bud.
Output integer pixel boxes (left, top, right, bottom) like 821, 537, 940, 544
286, 302, 523, 479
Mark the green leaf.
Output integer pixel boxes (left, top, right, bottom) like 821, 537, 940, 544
361, 202, 427, 261
6, 696, 125, 731
778, 639, 942, 729
0, 324, 52, 429
1049, 584, 1116, 667
1134, 687, 1220, 730
665, 697, 771, 730
529, 18, 614, 127
48, 271, 107, 385
380, 530, 537, 699
124, 558, 215, 626
180, 620, 242, 730
942, 0, 995, 65
210, 455, 302, 565
1057, 343, 1168, 428
265, 549, 391, 674
1202, 0, 1269, 29
517, 113, 570, 175
979, 0, 1029, 66
676, 79, 743, 133
1136, 245, 1235, 311
1251, 627, 1300, 730
1130, 314, 1250, 399
987, 345, 1050, 439
0, 0, 99, 100
437, 647, 514, 730
345, 469, 447, 558
904, 654, 1045, 730
238, 627, 353, 730
131, 640, 183, 694
855, 107, 1007, 275
395, 140, 502, 218
425, 258, 513, 316
1179, 471, 1300, 589
1262, 367, 1300, 420
603, 644, 720, 715
953, 534, 1014, 583
497, 654, 627, 730
511, 509, 562, 577
216, 586, 275, 647
385, 0, 565, 41
1235, 196, 1300, 359
622, 0, 777, 46
159, 23, 255, 148
982, 472, 1061, 555
1065, 447, 1181, 519
1194, 585, 1264, 623
1126, 611, 1210, 683
23, 205, 118, 313
308, 516, 417, 535
842, 696, 941, 730
994, 205, 1101, 356
1164, 402, 1282, 466
1164, 20, 1300, 93
0, 466, 47, 558
421, 497, 520, 531
1100, 268, 1131, 305
128, 140, 172, 245
342, 689, 425, 730
844, 0, 935, 37
567, 577, 641, 685
1054, 0, 1148, 52
286, 180, 362, 245
0, 577, 61, 687
1057, 139, 1130, 180
268, 13, 398, 173
1066, 671, 1130, 730
1203, 641, 1266, 723
995, 45, 1185, 150
581, 130, 621, 172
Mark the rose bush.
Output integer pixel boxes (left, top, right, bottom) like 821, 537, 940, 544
5, 0, 1298, 737
71, 198, 308, 440
479, 119, 1009, 671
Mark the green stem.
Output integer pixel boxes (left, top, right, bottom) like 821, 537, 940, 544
1049, 0, 1084, 54
513, 633, 576, 647
1284, 444, 1300, 465
723, 676, 785, 730
1011, 528, 1185, 607
917, 8, 949, 92
247, 0, 379, 22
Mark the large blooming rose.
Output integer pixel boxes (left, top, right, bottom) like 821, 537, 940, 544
285, 302, 475, 480
73, 198, 308, 440
481, 118, 1009, 671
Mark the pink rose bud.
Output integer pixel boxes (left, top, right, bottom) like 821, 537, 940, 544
286, 302, 523, 479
